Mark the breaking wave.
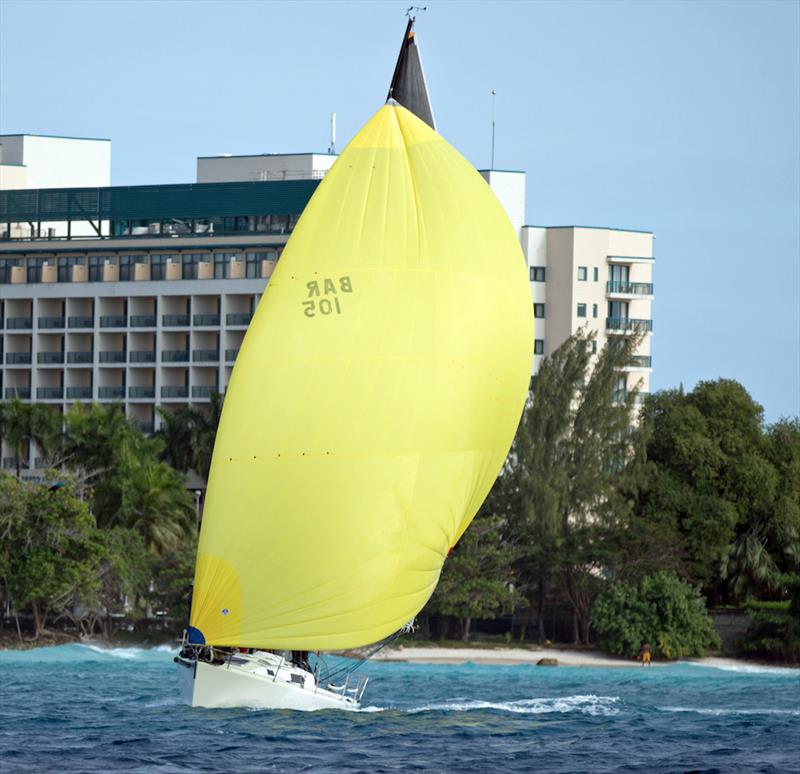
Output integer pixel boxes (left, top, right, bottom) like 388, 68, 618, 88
403, 694, 620, 716
659, 706, 800, 717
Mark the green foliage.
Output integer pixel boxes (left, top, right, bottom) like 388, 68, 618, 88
637, 382, 800, 604
739, 575, 800, 662
592, 571, 720, 659
150, 537, 197, 621
0, 398, 61, 477
508, 329, 644, 643
156, 392, 223, 479
426, 514, 522, 639
0, 474, 101, 637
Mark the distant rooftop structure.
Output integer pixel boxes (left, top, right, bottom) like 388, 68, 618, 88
0, 134, 111, 191
196, 152, 337, 184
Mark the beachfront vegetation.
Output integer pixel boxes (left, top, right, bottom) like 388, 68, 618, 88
592, 571, 720, 658
425, 332, 799, 660
426, 513, 523, 641
0, 337, 797, 660
0, 404, 195, 641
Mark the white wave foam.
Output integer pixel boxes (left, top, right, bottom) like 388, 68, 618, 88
81, 644, 176, 660
406, 694, 620, 716
660, 706, 800, 717
680, 661, 800, 676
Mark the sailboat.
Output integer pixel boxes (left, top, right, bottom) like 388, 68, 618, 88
176, 19, 534, 711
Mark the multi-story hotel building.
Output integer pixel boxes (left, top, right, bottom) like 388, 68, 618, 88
0, 136, 653, 476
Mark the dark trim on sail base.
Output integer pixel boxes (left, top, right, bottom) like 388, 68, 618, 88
386, 19, 436, 130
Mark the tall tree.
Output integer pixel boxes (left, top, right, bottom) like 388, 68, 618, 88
511, 330, 643, 644
0, 474, 100, 638
636, 380, 797, 604
425, 513, 522, 641
0, 399, 61, 478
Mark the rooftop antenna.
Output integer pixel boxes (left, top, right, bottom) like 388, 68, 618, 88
329, 112, 336, 154
491, 90, 496, 169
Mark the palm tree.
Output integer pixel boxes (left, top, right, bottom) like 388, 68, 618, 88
0, 399, 61, 478
110, 439, 194, 555
156, 405, 196, 472
191, 391, 224, 480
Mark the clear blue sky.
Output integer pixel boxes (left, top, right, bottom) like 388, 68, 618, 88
2, 0, 798, 421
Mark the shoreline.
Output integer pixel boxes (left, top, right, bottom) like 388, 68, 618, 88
371, 645, 785, 670
1, 635, 792, 670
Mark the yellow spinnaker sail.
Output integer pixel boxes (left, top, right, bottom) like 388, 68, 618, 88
190, 104, 533, 650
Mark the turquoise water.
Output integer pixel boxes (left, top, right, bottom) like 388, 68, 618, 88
1, 645, 798, 772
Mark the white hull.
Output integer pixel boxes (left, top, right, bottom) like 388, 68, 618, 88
176, 650, 362, 711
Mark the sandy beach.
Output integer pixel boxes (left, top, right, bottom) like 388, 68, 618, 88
373, 645, 759, 669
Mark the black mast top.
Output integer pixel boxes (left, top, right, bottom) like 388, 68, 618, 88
386, 18, 436, 130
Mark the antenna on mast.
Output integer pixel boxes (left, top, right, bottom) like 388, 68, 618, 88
329, 112, 336, 154
490, 90, 496, 169
406, 6, 427, 20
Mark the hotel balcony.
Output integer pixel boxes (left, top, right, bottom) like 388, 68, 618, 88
6, 317, 33, 330
68, 316, 94, 329
225, 348, 239, 363
606, 281, 653, 298
99, 315, 128, 328
98, 386, 125, 399
6, 352, 32, 364
135, 420, 155, 434
163, 314, 190, 327
129, 386, 155, 399
161, 385, 189, 398
66, 386, 92, 399
99, 350, 126, 364
162, 350, 190, 363
129, 350, 156, 363
606, 317, 653, 334
37, 351, 65, 364
193, 314, 221, 326
67, 351, 93, 363
192, 349, 219, 363
192, 385, 218, 398
130, 315, 157, 328
38, 316, 66, 329
226, 312, 252, 326
37, 386, 64, 400
4, 387, 31, 399
3, 457, 29, 470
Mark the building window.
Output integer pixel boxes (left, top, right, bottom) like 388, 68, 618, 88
577, 266, 587, 281
577, 303, 587, 318
88, 256, 104, 282
534, 303, 545, 319
609, 300, 628, 319
593, 304, 598, 318
613, 375, 627, 403
534, 339, 544, 355
57, 256, 83, 282
244, 252, 261, 278
591, 340, 597, 354
27, 257, 45, 284
0, 257, 22, 284
151, 255, 165, 281
609, 264, 629, 283
119, 255, 133, 281
530, 266, 546, 282
593, 267, 599, 282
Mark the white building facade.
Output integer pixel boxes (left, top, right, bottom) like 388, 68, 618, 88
1, 142, 653, 476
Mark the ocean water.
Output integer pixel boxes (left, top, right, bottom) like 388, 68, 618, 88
1, 645, 798, 773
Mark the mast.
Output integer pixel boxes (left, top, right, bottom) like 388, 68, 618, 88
386, 15, 436, 130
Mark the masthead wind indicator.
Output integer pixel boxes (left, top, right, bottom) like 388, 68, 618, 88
387, 17, 436, 130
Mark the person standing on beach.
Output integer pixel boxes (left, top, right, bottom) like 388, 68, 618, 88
639, 641, 652, 666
